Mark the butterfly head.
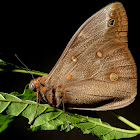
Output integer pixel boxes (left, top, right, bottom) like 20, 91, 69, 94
29, 81, 36, 91
29, 77, 42, 92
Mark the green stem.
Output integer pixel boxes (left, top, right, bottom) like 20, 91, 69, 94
0, 68, 47, 76
0, 59, 47, 76
110, 111, 140, 131
0, 98, 50, 108
12, 69, 47, 76
88, 117, 139, 134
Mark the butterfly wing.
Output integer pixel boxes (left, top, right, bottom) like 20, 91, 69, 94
48, 2, 137, 110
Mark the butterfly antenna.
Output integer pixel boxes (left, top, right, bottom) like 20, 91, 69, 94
15, 54, 34, 79
62, 100, 71, 131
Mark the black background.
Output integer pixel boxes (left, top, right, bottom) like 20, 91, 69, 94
0, 0, 140, 140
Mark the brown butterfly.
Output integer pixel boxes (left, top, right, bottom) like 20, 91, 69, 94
29, 2, 137, 112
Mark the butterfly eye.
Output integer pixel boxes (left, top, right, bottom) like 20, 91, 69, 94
29, 81, 36, 92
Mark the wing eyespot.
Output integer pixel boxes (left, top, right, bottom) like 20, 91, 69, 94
110, 73, 118, 82
96, 51, 103, 58
108, 19, 115, 26
71, 56, 78, 62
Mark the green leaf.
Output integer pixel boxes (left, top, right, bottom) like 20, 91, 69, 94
22, 101, 48, 123
0, 92, 28, 116
0, 94, 10, 113
0, 84, 37, 133
0, 114, 15, 133
10, 84, 36, 101
0, 92, 139, 140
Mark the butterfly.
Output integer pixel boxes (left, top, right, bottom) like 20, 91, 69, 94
29, 2, 137, 112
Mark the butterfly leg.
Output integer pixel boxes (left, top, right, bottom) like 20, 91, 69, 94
55, 91, 63, 108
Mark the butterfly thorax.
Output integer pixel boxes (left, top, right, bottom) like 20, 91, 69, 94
29, 76, 63, 108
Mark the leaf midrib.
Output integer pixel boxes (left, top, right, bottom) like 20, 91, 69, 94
0, 98, 139, 135
66, 112, 140, 134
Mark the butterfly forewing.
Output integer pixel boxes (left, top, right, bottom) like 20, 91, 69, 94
43, 3, 137, 110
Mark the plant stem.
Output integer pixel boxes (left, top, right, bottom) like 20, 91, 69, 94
12, 69, 47, 76
0, 68, 47, 76
110, 111, 140, 131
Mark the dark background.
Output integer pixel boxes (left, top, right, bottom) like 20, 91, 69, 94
0, 0, 140, 140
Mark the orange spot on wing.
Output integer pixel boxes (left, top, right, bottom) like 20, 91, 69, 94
67, 75, 72, 80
